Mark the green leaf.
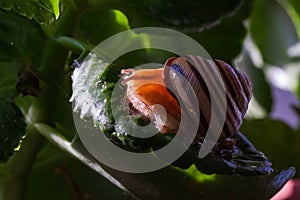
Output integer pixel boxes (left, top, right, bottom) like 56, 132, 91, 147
0, 97, 26, 162
191, 0, 253, 62
25, 142, 128, 200
0, 164, 13, 181
289, 0, 300, 19
0, 0, 60, 24
0, 9, 46, 102
240, 118, 300, 177
284, 0, 300, 39
0, 60, 23, 98
49, 0, 60, 19
74, 9, 130, 45
95, 165, 295, 200
0, 9, 46, 64
250, 0, 299, 66
118, 0, 242, 32
235, 49, 273, 113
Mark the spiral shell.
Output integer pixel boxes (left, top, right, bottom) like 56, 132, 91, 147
163, 56, 252, 143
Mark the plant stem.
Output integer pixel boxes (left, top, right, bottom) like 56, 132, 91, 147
2, 125, 43, 200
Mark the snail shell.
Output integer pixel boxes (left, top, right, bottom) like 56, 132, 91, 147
121, 56, 252, 146
163, 56, 252, 143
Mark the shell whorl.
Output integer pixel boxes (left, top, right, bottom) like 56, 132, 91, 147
163, 56, 252, 141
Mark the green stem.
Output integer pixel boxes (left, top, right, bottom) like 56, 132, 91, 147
55, 36, 92, 60
2, 125, 43, 200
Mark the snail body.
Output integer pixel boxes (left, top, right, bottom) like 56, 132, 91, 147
121, 68, 181, 134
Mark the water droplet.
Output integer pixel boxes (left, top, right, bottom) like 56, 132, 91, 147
10, 41, 14, 45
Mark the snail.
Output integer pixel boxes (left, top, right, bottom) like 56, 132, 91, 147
121, 55, 252, 154
71, 54, 274, 176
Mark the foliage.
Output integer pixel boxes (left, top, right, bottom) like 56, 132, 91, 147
0, 0, 299, 199
0, 97, 26, 161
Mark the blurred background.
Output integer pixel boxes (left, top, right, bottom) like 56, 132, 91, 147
0, 0, 299, 199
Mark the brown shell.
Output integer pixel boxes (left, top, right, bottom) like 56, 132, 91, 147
163, 56, 252, 143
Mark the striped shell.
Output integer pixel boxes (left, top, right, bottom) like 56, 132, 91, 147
163, 56, 252, 144
121, 56, 252, 146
